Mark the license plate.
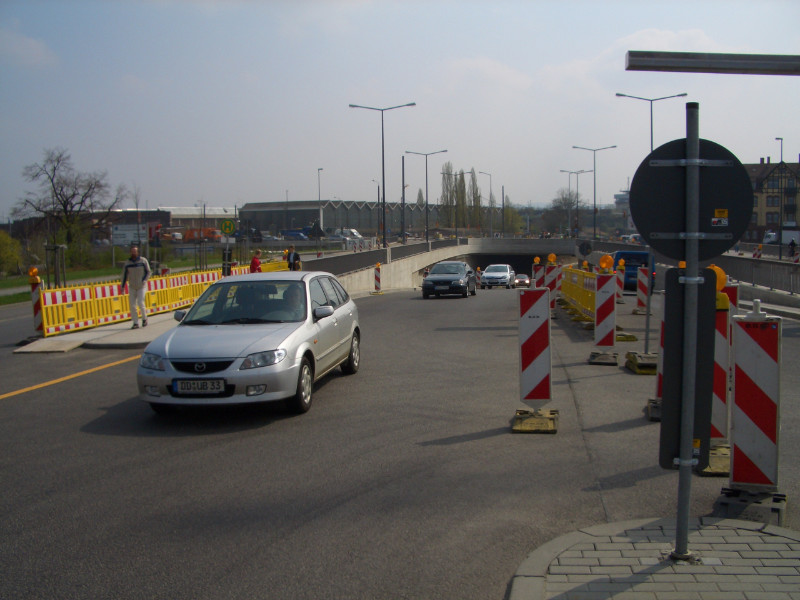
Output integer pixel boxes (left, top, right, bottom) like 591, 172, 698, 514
173, 379, 225, 395
435, 285, 449, 291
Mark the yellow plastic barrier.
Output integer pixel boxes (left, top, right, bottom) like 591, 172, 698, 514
560, 265, 597, 322
37, 262, 292, 337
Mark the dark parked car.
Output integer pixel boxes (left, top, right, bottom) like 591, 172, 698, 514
422, 261, 477, 298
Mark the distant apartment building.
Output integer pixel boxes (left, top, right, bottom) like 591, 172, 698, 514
742, 155, 799, 242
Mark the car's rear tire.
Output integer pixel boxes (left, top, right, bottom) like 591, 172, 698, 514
288, 358, 313, 414
342, 332, 360, 375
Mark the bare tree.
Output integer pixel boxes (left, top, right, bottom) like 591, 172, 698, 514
468, 168, 481, 233
15, 147, 127, 245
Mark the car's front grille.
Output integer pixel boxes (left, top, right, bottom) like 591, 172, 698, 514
168, 384, 237, 398
171, 360, 234, 374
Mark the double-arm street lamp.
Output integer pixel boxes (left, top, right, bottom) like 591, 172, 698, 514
349, 102, 416, 247
406, 149, 447, 243
559, 169, 592, 237
572, 145, 616, 240
616, 92, 687, 152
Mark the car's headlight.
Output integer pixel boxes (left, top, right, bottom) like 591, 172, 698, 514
240, 349, 287, 370
140, 352, 165, 371
457, 279, 465, 285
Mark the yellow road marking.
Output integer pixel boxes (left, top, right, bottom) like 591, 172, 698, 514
0, 354, 141, 401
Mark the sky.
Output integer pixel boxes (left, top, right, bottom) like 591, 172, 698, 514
2, 0, 799, 223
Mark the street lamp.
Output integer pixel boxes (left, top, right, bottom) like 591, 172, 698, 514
616, 92, 687, 152
776, 137, 785, 259
572, 145, 616, 240
406, 149, 447, 243
560, 169, 592, 237
479, 171, 493, 237
317, 167, 323, 235
350, 102, 417, 247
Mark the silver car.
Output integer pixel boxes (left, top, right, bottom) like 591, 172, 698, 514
137, 271, 360, 415
480, 264, 516, 289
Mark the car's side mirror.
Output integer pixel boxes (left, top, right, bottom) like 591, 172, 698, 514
313, 305, 335, 320
174, 310, 186, 322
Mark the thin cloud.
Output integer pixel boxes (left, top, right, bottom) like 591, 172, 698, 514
447, 56, 534, 91
0, 25, 58, 68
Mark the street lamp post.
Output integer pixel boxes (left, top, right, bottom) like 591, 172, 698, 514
615, 92, 684, 356
406, 149, 447, 243
616, 92, 687, 152
317, 167, 323, 236
479, 171, 493, 237
572, 145, 616, 240
560, 169, 592, 237
776, 137, 785, 260
350, 102, 416, 248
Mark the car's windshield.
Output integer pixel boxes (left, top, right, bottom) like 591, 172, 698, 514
485, 265, 508, 273
183, 280, 307, 325
430, 264, 464, 275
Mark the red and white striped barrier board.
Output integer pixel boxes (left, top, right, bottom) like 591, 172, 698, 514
635, 266, 649, 312
731, 305, 781, 491
722, 284, 739, 315
519, 288, 551, 406
615, 267, 625, 303
374, 263, 381, 293
711, 296, 731, 442
794, 253, 799, 265
594, 273, 616, 347
30, 279, 42, 334
532, 264, 544, 289
655, 317, 665, 400
752, 246, 762, 259
556, 264, 562, 296
545, 265, 558, 308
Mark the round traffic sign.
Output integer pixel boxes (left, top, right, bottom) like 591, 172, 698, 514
629, 138, 753, 261
220, 219, 236, 236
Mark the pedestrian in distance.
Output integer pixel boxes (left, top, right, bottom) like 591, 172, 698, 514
286, 245, 302, 271
121, 245, 151, 329
789, 238, 797, 259
250, 249, 263, 273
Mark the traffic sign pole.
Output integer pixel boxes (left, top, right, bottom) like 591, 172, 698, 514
674, 102, 700, 560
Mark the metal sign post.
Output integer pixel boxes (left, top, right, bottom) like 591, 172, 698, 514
674, 103, 700, 559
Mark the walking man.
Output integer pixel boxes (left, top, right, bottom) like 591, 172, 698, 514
121, 245, 151, 329
286, 244, 301, 271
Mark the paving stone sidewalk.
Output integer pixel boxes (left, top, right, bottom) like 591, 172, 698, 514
510, 517, 800, 600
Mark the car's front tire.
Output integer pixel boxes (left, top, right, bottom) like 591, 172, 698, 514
342, 332, 360, 375
288, 358, 313, 414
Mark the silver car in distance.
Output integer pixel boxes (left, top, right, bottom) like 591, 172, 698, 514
137, 271, 360, 415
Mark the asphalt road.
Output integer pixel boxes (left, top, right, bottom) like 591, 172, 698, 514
1, 289, 798, 600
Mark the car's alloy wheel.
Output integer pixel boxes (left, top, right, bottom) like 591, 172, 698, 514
289, 358, 313, 414
342, 333, 360, 375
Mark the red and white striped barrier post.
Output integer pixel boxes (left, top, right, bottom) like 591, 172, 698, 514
533, 263, 544, 289
730, 300, 781, 491
544, 264, 558, 309
646, 317, 666, 420
752, 244, 762, 259
794, 252, 799, 265
29, 268, 43, 336
372, 262, 382, 295
711, 292, 731, 443
519, 288, 551, 405
594, 273, 616, 348
615, 262, 625, 304
633, 266, 649, 314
